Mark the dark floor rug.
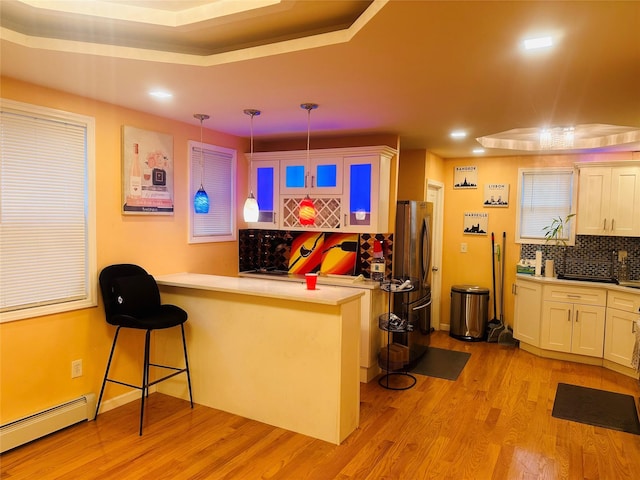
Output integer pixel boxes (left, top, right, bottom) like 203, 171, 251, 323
552, 383, 640, 435
410, 346, 470, 381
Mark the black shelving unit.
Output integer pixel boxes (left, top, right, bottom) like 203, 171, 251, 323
378, 279, 417, 390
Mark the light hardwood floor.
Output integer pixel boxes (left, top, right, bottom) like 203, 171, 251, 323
2, 331, 640, 479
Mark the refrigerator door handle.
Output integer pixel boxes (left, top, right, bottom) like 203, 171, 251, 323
420, 217, 431, 285
412, 299, 432, 311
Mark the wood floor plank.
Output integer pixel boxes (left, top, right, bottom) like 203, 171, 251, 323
2, 331, 639, 479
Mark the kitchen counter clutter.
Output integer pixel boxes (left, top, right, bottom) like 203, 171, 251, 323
513, 274, 640, 378
153, 273, 363, 445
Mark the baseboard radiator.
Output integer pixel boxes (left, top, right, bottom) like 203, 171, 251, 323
0, 393, 96, 453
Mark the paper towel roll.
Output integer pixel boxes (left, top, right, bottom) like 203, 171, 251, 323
545, 259, 554, 278
535, 251, 543, 276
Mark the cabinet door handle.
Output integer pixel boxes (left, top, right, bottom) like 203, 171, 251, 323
311, 175, 315, 188
611, 218, 615, 231
512, 284, 517, 295
632, 321, 637, 334
567, 294, 581, 299
567, 310, 571, 322
344, 214, 348, 226
575, 310, 579, 322
603, 218, 607, 231
304, 173, 308, 188
273, 212, 277, 225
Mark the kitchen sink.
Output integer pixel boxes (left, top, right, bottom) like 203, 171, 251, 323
556, 273, 618, 284
618, 280, 640, 290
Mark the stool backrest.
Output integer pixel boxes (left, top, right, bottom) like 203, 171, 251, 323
99, 264, 161, 323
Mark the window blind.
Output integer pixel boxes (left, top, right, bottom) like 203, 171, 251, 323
518, 168, 575, 242
0, 101, 96, 321
189, 142, 236, 243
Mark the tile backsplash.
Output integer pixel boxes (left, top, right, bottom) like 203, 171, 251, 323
238, 229, 394, 279
520, 235, 640, 280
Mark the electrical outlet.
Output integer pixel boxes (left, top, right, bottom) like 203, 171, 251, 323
618, 250, 628, 262
460, 242, 468, 253
71, 359, 82, 378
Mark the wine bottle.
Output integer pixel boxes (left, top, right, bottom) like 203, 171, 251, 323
130, 143, 142, 197
371, 241, 385, 282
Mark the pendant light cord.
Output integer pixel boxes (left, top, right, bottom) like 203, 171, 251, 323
300, 103, 317, 195
193, 114, 209, 188
243, 109, 261, 196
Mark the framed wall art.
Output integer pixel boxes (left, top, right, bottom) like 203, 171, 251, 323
454, 166, 477, 189
463, 212, 488, 235
483, 183, 509, 207
122, 126, 174, 215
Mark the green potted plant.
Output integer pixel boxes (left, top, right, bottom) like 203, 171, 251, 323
542, 213, 575, 246
541, 213, 575, 277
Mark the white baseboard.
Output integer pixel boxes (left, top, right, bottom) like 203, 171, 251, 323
98, 386, 157, 415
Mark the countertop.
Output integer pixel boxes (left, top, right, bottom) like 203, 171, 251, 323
515, 273, 640, 295
155, 272, 364, 306
238, 271, 381, 290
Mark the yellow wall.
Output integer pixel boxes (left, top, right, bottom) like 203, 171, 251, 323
439, 152, 636, 328
0, 77, 248, 422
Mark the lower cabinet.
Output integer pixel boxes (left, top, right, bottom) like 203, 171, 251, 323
604, 290, 640, 368
540, 284, 606, 358
513, 279, 542, 346
513, 275, 640, 377
541, 301, 605, 357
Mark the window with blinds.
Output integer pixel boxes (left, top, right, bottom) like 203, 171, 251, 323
189, 141, 236, 243
516, 167, 576, 244
0, 99, 96, 322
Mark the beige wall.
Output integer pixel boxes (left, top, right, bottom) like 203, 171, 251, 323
0, 76, 247, 422
439, 152, 636, 329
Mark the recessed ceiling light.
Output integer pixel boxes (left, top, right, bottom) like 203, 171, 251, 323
472, 148, 485, 154
523, 36, 553, 50
450, 130, 467, 139
149, 90, 173, 99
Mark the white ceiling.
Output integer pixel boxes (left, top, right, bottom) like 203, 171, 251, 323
1, 0, 639, 158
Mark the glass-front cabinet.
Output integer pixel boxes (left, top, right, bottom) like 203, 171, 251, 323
247, 146, 395, 232
248, 160, 279, 228
280, 157, 343, 195
343, 156, 376, 232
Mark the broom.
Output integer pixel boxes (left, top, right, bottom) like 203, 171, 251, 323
487, 233, 504, 342
497, 232, 517, 346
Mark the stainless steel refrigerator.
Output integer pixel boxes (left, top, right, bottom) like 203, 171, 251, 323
392, 200, 433, 365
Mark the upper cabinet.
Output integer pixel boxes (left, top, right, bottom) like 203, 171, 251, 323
248, 146, 396, 232
576, 163, 640, 236
249, 160, 279, 229
280, 157, 343, 195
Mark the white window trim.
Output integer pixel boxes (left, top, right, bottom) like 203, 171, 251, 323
515, 166, 577, 246
188, 140, 237, 243
0, 98, 97, 323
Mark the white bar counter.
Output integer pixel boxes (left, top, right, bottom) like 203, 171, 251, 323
153, 273, 363, 445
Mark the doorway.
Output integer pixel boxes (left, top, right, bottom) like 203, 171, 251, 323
426, 180, 444, 330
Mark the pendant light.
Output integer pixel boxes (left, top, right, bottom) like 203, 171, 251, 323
193, 113, 210, 214
298, 103, 318, 226
243, 109, 261, 222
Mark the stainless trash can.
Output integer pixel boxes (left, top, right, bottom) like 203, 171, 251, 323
450, 285, 489, 341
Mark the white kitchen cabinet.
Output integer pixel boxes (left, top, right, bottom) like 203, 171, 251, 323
248, 159, 279, 228
341, 153, 391, 233
541, 285, 606, 357
280, 157, 343, 195
251, 146, 396, 232
513, 278, 542, 347
604, 290, 640, 368
577, 164, 640, 236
